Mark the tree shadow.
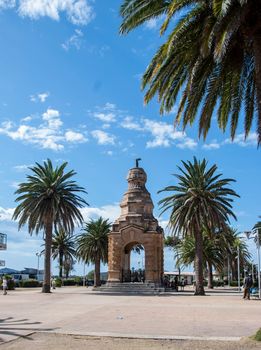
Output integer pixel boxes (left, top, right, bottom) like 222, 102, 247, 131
0, 317, 57, 342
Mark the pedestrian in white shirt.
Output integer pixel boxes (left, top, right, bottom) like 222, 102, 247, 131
2, 277, 7, 295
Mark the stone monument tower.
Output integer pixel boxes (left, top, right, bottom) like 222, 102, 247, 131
107, 160, 164, 285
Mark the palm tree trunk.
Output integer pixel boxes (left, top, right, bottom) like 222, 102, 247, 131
42, 221, 52, 293
231, 258, 236, 281
207, 261, 213, 289
194, 228, 205, 295
253, 32, 261, 145
59, 251, 63, 279
94, 255, 101, 287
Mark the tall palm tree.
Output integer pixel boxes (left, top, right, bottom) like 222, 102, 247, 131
218, 227, 251, 281
76, 217, 111, 287
63, 257, 75, 279
120, 0, 261, 144
51, 229, 76, 278
173, 232, 224, 289
13, 159, 88, 293
158, 157, 239, 295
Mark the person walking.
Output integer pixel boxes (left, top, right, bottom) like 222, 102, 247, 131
243, 273, 253, 300
2, 276, 7, 295
51, 278, 56, 290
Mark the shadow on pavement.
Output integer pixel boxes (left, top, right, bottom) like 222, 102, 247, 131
0, 317, 57, 342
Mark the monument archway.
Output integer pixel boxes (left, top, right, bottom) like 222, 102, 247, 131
107, 162, 164, 286
122, 241, 145, 282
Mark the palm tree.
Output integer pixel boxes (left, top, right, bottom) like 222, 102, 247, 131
51, 229, 76, 279
76, 217, 111, 287
120, 0, 261, 144
158, 157, 239, 295
13, 159, 88, 293
63, 257, 75, 279
218, 227, 251, 281
229, 230, 251, 280
253, 219, 261, 241
173, 232, 224, 289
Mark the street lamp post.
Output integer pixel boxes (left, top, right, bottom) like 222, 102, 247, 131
245, 229, 261, 299
227, 257, 230, 287
83, 263, 86, 287
237, 245, 240, 292
251, 262, 255, 282
257, 232, 261, 298
36, 252, 41, 281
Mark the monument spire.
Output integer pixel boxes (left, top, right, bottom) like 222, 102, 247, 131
135, 158, 141, 168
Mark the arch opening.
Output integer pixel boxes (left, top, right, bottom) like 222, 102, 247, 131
122, 242, 145, 283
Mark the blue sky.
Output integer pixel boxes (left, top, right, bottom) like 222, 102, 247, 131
0, 0, 260, 276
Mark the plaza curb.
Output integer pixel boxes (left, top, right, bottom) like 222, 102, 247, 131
48, 330, 242, 342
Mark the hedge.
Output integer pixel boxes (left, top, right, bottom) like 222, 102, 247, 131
19, 279, 40, 288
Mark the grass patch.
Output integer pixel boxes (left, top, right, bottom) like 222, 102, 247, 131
253, 328, 261, 341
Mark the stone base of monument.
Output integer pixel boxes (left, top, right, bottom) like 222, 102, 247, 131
96, 282, 165, 295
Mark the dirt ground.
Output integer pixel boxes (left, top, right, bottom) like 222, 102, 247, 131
0, 333, 261, 350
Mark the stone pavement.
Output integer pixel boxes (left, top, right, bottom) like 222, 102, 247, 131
0, 287, 260, 344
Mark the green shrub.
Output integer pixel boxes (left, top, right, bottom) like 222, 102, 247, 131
253, 328, 261, 341
19, 279, 40, 288
63, 278, 76, 286
7, 278, 16, 290
87, 270, 94, 280
229, 280, 243, 287
74, 276, 83, 286
55, 278, 62, 287
212, 280, 224, 287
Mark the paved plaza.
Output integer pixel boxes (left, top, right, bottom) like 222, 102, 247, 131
0, 286, 260, 348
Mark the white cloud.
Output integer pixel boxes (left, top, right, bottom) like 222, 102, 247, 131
202, 132, 258, 150
0, 108, 87, 151
91, 130, 115, 145
81, 204, 120, 223
65, 130, 87, 143
18, 0, 94, 25
30, 92, 49, 103
121, 116, 143, 131
0, 207, 15, 221
13, 164, 31, 172
94, 112, 116, 123
224, 132, 258, 147
203, 141, 221, 150
145, 18, 158, 30
38, 92, 49, 102
0, 0, 15, 9
42, 108, 63, 129
89, 103, 198, 150
90, 102, 118, 125
103, 102, 116, 110
42, 108, 60, 120
143, 119, 197, 149
102, 123, 110, 129
0, 203, 120, 228
21, 116, 33, 122
176, 138, 198, 150
62, 29, 83, 51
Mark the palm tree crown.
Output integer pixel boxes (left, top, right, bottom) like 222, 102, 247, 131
158, 157, 239, 294
13, 159, 88, 293
76, 217, 111, 287
120, 0, 261, 144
